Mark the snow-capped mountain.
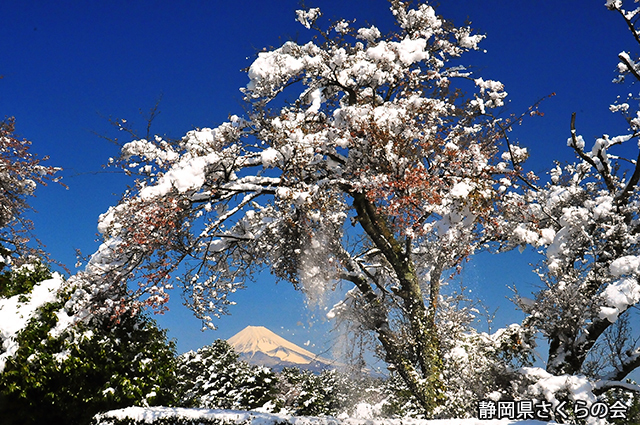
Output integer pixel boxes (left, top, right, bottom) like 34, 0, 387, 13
228, 325, 334, 372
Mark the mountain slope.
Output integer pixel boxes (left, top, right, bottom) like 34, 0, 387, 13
227, 325, 333, 371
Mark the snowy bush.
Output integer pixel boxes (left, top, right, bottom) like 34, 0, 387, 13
437, 325, 536, 418
0, 259, 52, 298
0, 261, 178, 425
175, 339, 277, 411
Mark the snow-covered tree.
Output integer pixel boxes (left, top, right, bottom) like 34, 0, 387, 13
495, 1, 640, 419
0, 117, 60, 269
69, 1, 529, 414
0, 261, 177, 425
175, 339, 277, 410
275, 367, 387, 418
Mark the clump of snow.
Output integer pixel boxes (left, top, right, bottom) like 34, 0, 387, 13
367, 37, 430, 66
396, 37, 430, 65
357, 26, 382, 42
139, 153, 220, 200
334, 20, 349, 34
512, 224, 541, 246
261, 147, 282, 168
393, 3, 442, 38
457, 28, 485, 49
606, 0, 623, 9
599, 277, 640, 322
475, 78, 507, 106
450, 181, 474, 198
296, 8, 321, 29
538, 228, 556, 246
520, 367, 595, 405
246, 42, 307, 92
121, 138, 179, 165
501, 146, 528, 163
567, 134, 585, 150
307, 88, 324, 113
609, 255, 640, 277
519, 367, 602, 424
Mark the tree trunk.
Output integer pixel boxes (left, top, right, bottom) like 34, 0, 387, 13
350, 191, 444, 414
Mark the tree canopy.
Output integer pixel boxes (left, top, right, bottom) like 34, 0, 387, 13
60, 0, 535, 413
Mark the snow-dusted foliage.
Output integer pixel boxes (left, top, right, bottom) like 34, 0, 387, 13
175, 339, 277, 411
0, 118, 60, 268
438, 323, 536, 418
488, 1, 640, 421
276, 367, 339, 416
0, 261, 177, 425
72, 1, 526, 415
274, 367, 386, 417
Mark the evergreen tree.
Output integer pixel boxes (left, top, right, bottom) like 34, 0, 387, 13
175, 339, 277, 410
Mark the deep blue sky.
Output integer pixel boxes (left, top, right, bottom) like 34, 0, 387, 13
2, 1, 636, 362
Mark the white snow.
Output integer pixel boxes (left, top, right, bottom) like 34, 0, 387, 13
396, 37, 430, 65
512, 224, 541, 246
520, 367, 596, 405
307, 88, 324, 113
261, 147, 282, 168
357, 26, 381, 42
0, 274, 64, 373
121, 138, 179, 165
501, 146, 528, 163
450, 181, 474, 198
93, 406, 559, 425
366, 37, 429, 66
246, 42, 306, 91
609, 255, 640, 277
296, 8, 321, 30
599, 277, 640, 322
458, 30, 485, 50
139, 153, 220, 200
567, 134, 585, 150
538, 228, 556, 246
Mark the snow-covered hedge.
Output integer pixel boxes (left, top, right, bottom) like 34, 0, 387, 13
92, 406, 559, 425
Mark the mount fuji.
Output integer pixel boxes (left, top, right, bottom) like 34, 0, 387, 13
227, 325, 334, 372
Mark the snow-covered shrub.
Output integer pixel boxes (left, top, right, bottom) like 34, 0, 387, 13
601, 384, 640, 424
0, 262, 177, 425
437, 324, 535, 418
276, 367, 331, 416
175, 339, 277, 411
0, 259, 52, 298
274, 367, 387, 418
276, 367, 347, 416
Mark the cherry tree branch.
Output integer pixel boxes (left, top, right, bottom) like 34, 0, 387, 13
569, 113, 617, 193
